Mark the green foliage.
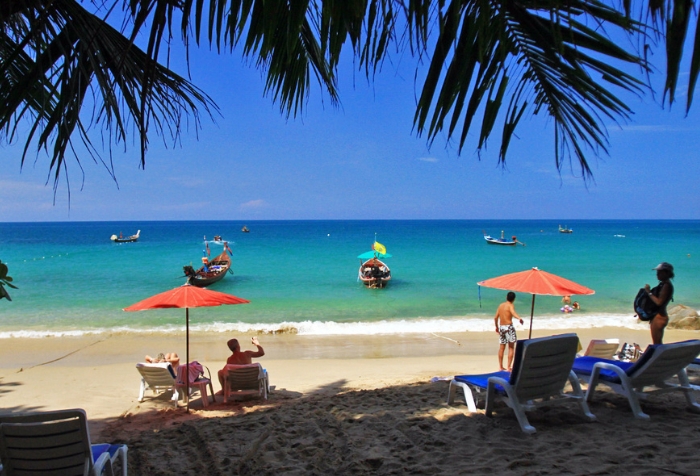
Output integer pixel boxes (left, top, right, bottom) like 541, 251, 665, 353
0, 260, 17, 302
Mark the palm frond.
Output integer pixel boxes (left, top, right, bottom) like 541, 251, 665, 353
0, 0, 217, 192
413, 0, 646, 178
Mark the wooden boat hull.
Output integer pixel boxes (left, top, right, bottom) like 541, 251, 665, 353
111, 230, 140, 243
184, 251, 232, 287
359, 258, 391, 288
484, 235, 516, 245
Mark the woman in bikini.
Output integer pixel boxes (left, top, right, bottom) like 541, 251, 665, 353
644, 262, 674, 344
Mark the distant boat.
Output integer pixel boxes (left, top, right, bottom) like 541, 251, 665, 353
204, 235, 224, 245
483, 231, 518, 246
242, 226, 250, 233
183, 245, 233, 287
558, 225, 573, 234
357, 238, 392, 288
111, 230, 140, 243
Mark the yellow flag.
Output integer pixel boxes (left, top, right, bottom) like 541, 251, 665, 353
373, 241, 386, 255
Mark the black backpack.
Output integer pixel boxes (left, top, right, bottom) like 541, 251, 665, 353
634, 283, 663, 321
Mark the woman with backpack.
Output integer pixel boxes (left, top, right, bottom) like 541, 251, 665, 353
644, 262, 675, 344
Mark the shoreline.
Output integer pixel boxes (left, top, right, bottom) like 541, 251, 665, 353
0, 311, 659, 339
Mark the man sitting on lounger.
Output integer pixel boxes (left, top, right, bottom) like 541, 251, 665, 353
494, 292, 524, 371
217, 337, 265, 389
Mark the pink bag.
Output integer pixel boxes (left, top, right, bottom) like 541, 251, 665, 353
176, 361, 205, 384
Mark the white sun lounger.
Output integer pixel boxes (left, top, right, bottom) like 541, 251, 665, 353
447, 333, 595, 433
572, 339, 700, 419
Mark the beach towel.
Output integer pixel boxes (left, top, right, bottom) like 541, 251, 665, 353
176, 361, 205, 384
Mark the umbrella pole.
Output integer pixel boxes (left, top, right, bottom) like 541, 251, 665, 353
528, 294, 536, 339
186, 307, 190, 413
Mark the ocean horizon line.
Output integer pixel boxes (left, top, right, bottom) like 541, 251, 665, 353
3, 218, 700, 224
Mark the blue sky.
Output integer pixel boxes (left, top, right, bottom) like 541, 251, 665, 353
1, 19, 699, 222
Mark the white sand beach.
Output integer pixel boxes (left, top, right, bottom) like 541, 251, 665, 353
1, 328, 700, 475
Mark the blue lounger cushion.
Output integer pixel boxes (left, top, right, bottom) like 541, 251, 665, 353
572, 357, 635, 382
92, 443, 126, 463
572, 344, 661, 382
454, 371, 511, 394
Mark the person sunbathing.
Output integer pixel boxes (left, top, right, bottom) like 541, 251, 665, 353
217, 337, 265, 390
145, 352, 180, 368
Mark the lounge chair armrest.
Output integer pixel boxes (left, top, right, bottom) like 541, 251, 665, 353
92, 451, 114, 476
591, 361, 628, 380
487, 376, 510, 388
203, 365, 213, 380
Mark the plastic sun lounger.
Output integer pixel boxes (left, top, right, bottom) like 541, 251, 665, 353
572, 339, 700, 420
0, 408, 127, 476
174, 363, 214, 408
136, 362, 179, 404
581, 338, 620, 359
223, 363, 269, 403
447, 333, 595, 434
136, 362, 213, 408
688, 356, 700, 372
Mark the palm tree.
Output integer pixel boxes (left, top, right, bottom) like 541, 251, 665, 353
1, 1, 697, 191
0, 260, 16, 301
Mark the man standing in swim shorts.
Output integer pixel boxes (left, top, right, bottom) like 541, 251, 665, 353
494, 292, 524, 371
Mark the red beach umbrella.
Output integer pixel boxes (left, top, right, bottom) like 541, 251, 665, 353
124, 284, 249, 411
478, 267, 594, 338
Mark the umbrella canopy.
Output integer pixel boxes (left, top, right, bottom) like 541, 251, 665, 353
357, 250, 393, 260
124, 284, 249, 411
123, 284, 249, 311
478, 267, 594, 338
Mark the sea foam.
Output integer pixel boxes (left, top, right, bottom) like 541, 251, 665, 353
0, 313, 647, 338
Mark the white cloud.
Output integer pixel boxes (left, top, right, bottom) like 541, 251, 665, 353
240, 199, 267, 210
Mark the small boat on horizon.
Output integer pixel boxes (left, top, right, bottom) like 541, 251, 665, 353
242, 226, 250, 233
358, 238, 392, 288
558, 225, 573, 233
183, 244, 233, 287
111, 230, 140, 243
483, 231, 519, 246
204, 235, 225, 245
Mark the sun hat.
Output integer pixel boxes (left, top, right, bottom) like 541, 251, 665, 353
652, 262, 674, 272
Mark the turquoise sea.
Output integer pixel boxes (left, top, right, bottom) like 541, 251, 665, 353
1, 220, 699, 338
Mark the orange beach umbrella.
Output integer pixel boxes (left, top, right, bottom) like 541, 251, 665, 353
124, 284, 249, 411
478, 267, 594, 338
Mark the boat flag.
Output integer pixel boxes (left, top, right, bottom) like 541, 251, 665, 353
205, 241, 211, 257
372, 241, 387, 255
224, 241, 233, 257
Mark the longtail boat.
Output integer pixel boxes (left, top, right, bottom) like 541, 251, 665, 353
357, 238, 392, 288
483, 230, 518, 246
111, 230, 140, 243
183, 242, 233, 287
